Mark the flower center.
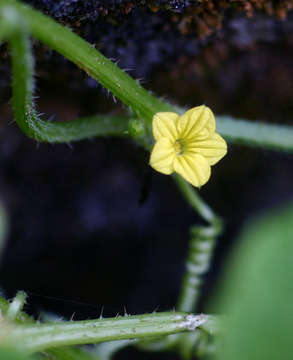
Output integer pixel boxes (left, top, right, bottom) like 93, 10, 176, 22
174, 139, 185, 155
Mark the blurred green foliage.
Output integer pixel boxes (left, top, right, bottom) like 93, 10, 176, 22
0, 348, 36, 360
213, 202, 293, 360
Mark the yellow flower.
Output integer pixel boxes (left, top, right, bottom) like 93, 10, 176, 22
149, 105, 227, 187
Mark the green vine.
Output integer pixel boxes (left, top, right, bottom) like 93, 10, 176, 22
0, 0, 291, 359
1, 0, 293, 151
1, 293, 212, 354
9, 23, 130, 143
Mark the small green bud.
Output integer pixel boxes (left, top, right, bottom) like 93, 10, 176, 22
128, 119, 145, 138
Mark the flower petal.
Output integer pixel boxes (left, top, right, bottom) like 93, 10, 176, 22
177, 106, 215, 141
152, 112, 179, 142
149, 137, 176, 175
173, 153, 211, 187
186, 133, 227, 165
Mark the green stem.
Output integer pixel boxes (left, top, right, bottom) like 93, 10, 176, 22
9, 23, 130, 143
0, 5, 21, 40
173, 174, 219, 225
1, 0, 173, 130
175, 107, 293, 153
7, 313, 208, 353
6, 291, 27, 321
0, 295, 32, 325
0, 295, 100, 360
176, 226, 219, 312
3, 1, 293, 151
216, 115, 293, 152
33, 115, 130, 143
173, 174, 222, 312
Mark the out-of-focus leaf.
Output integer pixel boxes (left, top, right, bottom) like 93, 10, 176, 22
0, 348, 35, 360
212, 202, 293, 360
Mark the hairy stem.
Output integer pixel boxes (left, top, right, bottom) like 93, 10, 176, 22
3, 1, 293, 151
0, 295, 100, 360
6, 313, 208, 353
9, 26, 130, 143
216, 115, 293, 152
1, 0, 173, 131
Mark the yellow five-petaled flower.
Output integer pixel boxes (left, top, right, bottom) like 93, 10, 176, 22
149, 105, 227, 187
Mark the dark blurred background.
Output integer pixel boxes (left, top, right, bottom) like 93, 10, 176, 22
1, 1, 293, 358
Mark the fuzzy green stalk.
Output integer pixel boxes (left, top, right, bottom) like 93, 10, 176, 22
3, 1, 293, 151
0, 0, 173, 132
0, 295, 100, 360
216, 115, 293, 152
5, 312, 209, 353
9, 27, 130, 143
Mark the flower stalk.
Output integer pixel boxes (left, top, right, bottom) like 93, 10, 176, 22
174, 174, 222, 312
